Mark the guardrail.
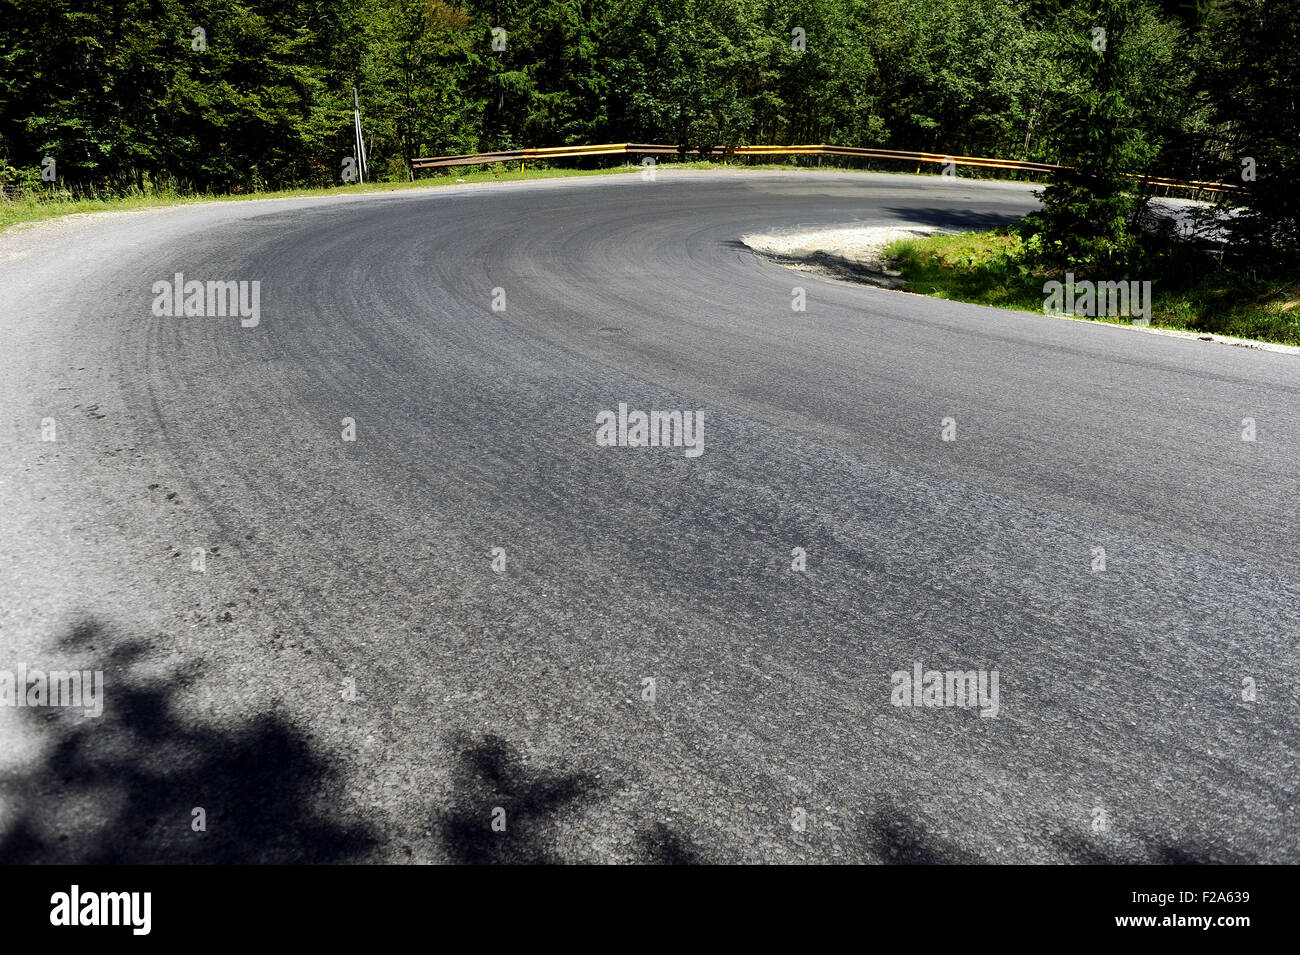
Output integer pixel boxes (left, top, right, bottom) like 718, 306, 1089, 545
411, 142, 633, 168
411, 143, 1239, 194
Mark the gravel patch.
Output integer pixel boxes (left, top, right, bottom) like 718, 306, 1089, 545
741, 225, 945, 288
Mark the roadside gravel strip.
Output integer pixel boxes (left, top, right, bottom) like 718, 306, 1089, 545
1, 169, 1296, 863
741, 225, 943, 287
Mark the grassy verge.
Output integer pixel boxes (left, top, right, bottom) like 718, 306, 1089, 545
0, 162, 669, 233
884, 229, 1300, 346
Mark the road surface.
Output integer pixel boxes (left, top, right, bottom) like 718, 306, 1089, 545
1, 170, 1296, 863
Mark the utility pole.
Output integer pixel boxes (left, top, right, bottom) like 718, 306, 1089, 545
353, 86, 369, 184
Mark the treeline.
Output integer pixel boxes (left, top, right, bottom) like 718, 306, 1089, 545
0, 0, 1295, 260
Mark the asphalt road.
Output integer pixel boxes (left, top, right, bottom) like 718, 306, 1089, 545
1, 169, 1296, 863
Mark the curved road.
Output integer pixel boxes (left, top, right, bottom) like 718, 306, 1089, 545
1, 170, 1297, 863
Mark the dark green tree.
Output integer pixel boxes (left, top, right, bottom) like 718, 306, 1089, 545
1199, 0, 1300, 268
1026, 0, 1182, 269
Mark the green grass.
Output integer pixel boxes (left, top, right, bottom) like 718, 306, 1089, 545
0, 163, 657, 232
884, 228, 1300, 346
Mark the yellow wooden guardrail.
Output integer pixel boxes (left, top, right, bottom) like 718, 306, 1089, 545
411, 143, 1239, 194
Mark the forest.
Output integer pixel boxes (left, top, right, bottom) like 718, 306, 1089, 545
1, 0, 1296, 268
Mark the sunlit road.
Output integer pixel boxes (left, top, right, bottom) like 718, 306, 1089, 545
2, 170, 1296, 863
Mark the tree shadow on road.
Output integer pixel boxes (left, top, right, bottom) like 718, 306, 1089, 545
0, 617, 376, 864
865, 800, 987, 864
1049, 828, 1250, 865
635, 821, 704, 864
880, 207, 1029, 232
849, 796, 1247, 865
0, 618, 699, 865
433, 732, 615, 864
12, 618, 1236, 865
433, 733, 720, 864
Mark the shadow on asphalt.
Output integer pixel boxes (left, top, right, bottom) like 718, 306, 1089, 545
434, 732, 611, 864
0, 617, 679, 864
433, 735, 711, 863
0, 617, 375, 864
879, 207, 1027, 232
1049, 829, 1247, 865
0, 618, 1240, 864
